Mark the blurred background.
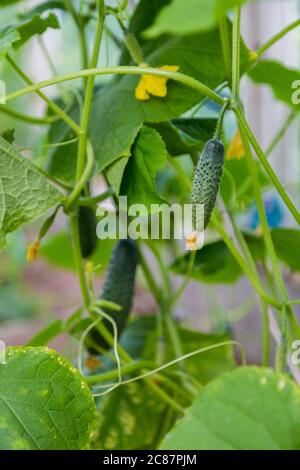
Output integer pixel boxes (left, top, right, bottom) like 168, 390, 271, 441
0, 0, 299, 364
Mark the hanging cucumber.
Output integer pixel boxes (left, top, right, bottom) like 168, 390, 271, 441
78, 206, 98, 258
192, 138, 225, 232
87, 239, 138, 353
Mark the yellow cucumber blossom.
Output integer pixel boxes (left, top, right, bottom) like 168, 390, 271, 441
135, 65, 179, 101
26, 240, 40, 263
226, 131, 245, 160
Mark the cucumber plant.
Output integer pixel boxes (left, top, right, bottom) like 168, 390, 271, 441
0, 0, 300, 451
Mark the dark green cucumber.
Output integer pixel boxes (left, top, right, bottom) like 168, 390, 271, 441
192, 139, 224, 231
87, 239, 138, 353
78, 206, 98, 258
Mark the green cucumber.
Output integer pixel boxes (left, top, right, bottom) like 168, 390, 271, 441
192, 139, 224, 231
87, 239, 138, 353
78, 206, 98, 258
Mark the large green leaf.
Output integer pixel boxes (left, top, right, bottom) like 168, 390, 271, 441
161, 367, 300, 450
0, 137, 63, 249
171, 234, 264, 284
120, 126, 167, 208
146, 0, 253, 36
0, 26, 20, 61
0, 12, 60, 56
93, 382, 167, 450
249, 60, 300, 109
0, 347, 96, 450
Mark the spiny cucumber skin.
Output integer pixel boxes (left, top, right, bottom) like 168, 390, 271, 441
78, 206, 98, 258
192, 139, 224, 231
87, 239, 138, 353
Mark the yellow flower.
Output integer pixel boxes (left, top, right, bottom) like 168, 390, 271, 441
85, 261, 94, 274
26, 240, 40, 263
226, 131, 245, 161
186, 232, 199, 251
135, 65, 179, 101
248, 50, 258, 62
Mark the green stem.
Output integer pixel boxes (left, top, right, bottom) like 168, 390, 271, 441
85, 360, 152, 384
235, 106, 300, 226
76, 0, 105, 182
256, 18, 300, 58
89, 311, 185, 414
214, 101, 230, 139
0, 105, 57, 125
63, 0, 88, 70
219, 17, 231, 81
237, 110, 292, 373
260, 299, 270, 367
138, 247, 165, 307
224, 208, 270, 366
78, 188, 115, 206
232, 7, 241, 103
139, 244, 187, 377
5, 66, 226, 107
266, 111, 297, 157
237, 115, 286, 295
70, 213, 90, 308
6, 54, 80, 135
171, 251, 196, 306
66, 140, 95, 208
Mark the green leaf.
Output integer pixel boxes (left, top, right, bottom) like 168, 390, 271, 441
161, 367, 300, 450
272, 228, 300, 272
151, 118, 217, 156
0, 347, 96, 450
14, 12, 60, 48
19, 1, 67, 19
0, 128, 15, 144
0, 0, 23, 6
106, 157, 130, 195
0, 26, 20, 61
93, 382, 167, 450
249, 60, 300, 109
27, 320, 63, 347
0, 137, 63, 250
145, 0, 253, 37
40, 230, 115, 272
171, 234, 264, 284
0, 12, 60, 54
120, 126, 167, 208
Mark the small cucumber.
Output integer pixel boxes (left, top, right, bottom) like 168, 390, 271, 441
87, 239, 138, 353
78, 206, 98, 258
192, 139, 224, 231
